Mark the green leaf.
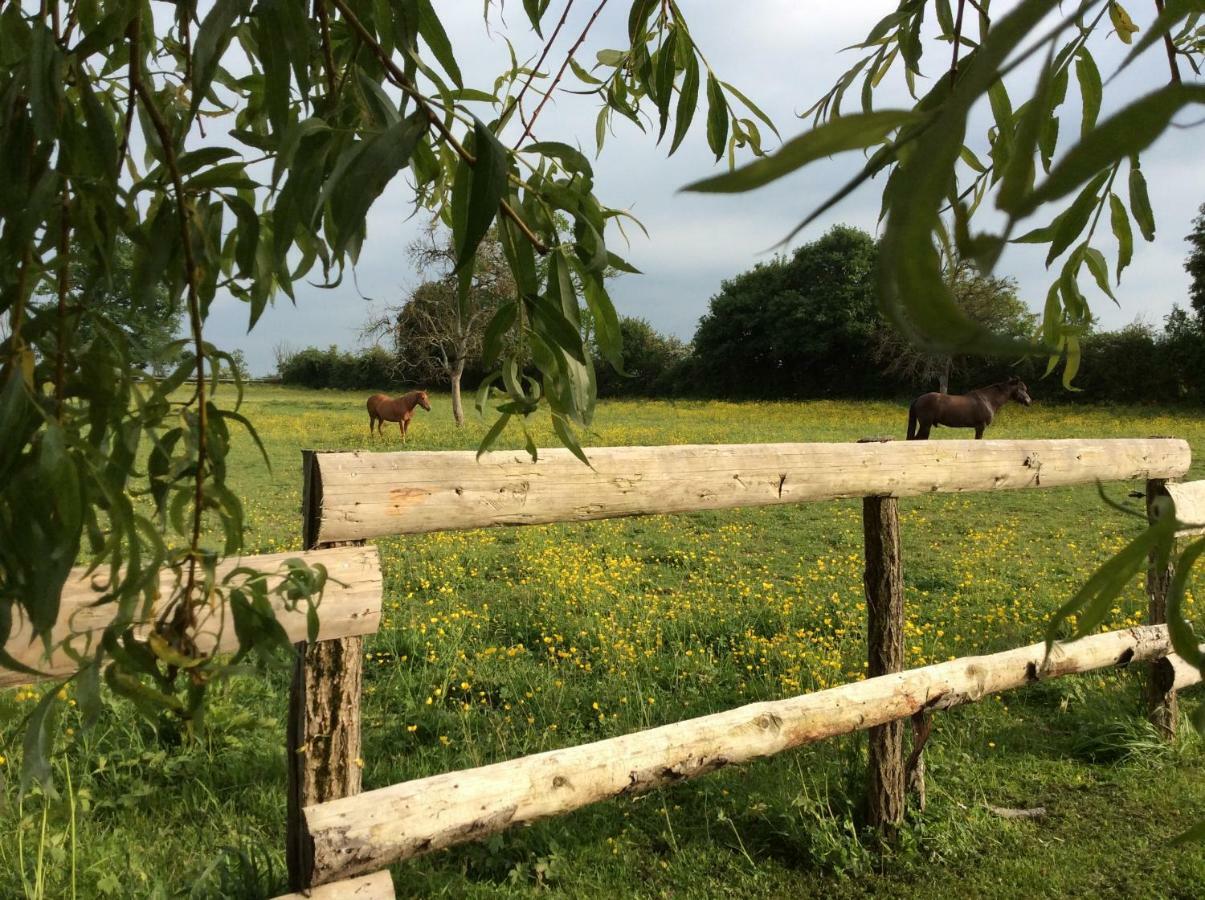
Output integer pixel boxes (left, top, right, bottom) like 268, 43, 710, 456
628, 0, 658, 42
685, 110, 924, 194
456, 119, 510, 271
482, 302, 518, 368
669, 54, 700, 156
1046, 170, 1109, 266
190, 0, 250, 119
1129, 155, 1156, 241
417, 0, 463, 88
1019, 84, 1205, 216
1082, 245, 1118, 303
552, 415, 591, 467
876, 0, 1053, 356
581, 272, 624, 373
522, 0, 551, 37
1074, 49, 1102, 139
522, 141, 593, 178
721, 80, 780, 139
1109, 192, 1133, 281
477, 413, 512, 458
20, 685, 62, 795
705, 73, 728, 161
327, 111, 428, 258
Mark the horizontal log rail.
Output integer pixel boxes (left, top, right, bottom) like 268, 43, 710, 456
306, 439, 1190, 543
1165, 480, 1205, 537
302, 624, 1201, 885
272, 869, 393, 900
2, 545, 383, 689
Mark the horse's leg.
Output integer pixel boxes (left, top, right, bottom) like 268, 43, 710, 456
974, 425, 985, 439
369, 413, 376, 436
917, 422, 931, 440
399, 418, 407, 443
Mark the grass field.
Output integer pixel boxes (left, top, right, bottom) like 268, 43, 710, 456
3, 386, 1205, 898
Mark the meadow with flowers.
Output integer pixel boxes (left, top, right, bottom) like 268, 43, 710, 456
3, 385, 1205, 897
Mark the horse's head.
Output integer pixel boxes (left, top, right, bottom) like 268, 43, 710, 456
1007, 375, 1032, 406
417, 390, 431, 411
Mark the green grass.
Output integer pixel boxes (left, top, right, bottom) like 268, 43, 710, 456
3, 386, 1205, 898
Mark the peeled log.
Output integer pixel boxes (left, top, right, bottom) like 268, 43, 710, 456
2, 546, 382, 689
272, 869, 393, 900
307, 439, 1190, 543
303, 625, 1199, 885
1166, 480, 1205, 537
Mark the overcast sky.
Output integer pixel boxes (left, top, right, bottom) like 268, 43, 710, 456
202, 2, 1205, 376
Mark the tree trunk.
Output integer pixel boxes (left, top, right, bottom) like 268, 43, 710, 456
1145, 478, 1178, 739
450, 358, 465, 427
938, 358, 950, 394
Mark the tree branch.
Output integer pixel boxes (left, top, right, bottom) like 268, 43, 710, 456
514, 0, 611, 148
502, 0, 576, 128
1154, 0, 1183, 84
131, 16, 207, 635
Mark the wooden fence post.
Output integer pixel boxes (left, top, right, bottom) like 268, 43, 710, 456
287, 451, 368, 890
1144, 478, 1178, 740
863, 495, 906, 831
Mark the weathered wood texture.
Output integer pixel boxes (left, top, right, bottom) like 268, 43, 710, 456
1146, 479, 1179, 738
863, 497, 905, 829
272, 869, 393, 900
303, 625, 1197, 885
307, 439, 1190, 543
1166, 480, 1205, 537
287, 634, 365, 889
1, 546, 382, 689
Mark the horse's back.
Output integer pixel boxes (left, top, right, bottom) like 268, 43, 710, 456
911, 392, 944, 415
367, 393, 389, 416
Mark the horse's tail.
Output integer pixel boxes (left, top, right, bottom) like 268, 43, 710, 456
906, 403, 918, 441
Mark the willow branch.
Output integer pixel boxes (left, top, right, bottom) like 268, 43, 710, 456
514, 0, 610, 148
950, 0, 967, 87
502, 0, 576, 127
327, 0, 549, 254
316, 0, 338, 94
1154, 0, 1183, 84
54, 184, 71, 418
130, 19, 207, 629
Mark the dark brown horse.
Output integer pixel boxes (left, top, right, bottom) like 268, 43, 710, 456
907, 376, 1032, 440
367, 390, 431, 442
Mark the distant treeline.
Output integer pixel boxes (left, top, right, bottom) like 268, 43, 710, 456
278, 226, 1205, 405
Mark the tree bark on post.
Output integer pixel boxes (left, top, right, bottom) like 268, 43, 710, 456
287, 451, 368, 890
863, 495, 906, 831
1145, 478, 1178, 740
450, 356, 465, 427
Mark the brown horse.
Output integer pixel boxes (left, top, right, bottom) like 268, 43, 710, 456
367, 390, 431, 442
907, 376, 1032, 440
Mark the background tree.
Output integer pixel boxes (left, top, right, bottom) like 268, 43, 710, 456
1187, 203, 1205, 319
29, 235, 182, 374
875, 256, 1037, 393
366, 227, 516, 427
593, 317, 687, 398
691, 226, 884, 398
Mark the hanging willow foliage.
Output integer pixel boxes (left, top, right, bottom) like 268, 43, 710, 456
0, 0, 776, 786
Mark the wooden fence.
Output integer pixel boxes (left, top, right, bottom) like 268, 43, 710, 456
288, 437, 1201, 892
5, 437, 1202, 898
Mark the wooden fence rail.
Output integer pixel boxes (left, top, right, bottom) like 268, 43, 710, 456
306, 439, 1190, 542
301, 624, 1200, 886
2, 545, 382, 690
